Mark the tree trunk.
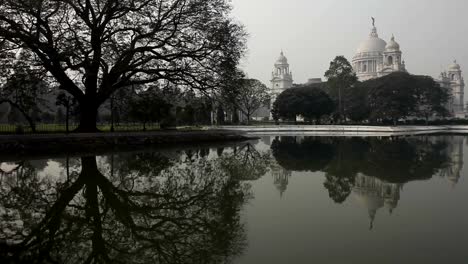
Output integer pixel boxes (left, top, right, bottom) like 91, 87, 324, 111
6, 102, 36, 133
76, 105, 99, 133
65, 106, 70, 134
246, 113, 250, 125
23, 113, 36, 133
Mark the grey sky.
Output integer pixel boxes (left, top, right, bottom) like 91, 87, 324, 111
231, 0, 468, 86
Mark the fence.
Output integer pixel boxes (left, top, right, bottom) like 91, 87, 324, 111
0, 123, 162, 134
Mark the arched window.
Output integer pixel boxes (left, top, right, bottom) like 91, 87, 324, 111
451, 74, 456, 81
387, 56, 393, 65
363, 63, 367, 72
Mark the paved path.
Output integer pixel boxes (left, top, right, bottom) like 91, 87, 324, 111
209, 125, 468, 137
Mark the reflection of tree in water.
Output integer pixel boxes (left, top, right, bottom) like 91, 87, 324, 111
219, 143, 271, 182
323, 138, 370, 203
271, 137, 335, 172
0, 148, 259, 263
271, 136, 460, 204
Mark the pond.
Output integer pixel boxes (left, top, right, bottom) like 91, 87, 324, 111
1, 135, 467, 263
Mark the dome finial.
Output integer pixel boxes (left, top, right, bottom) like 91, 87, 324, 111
372, 17, 375, 27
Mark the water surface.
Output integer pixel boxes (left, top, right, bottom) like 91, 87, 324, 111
1, 135, 467, 263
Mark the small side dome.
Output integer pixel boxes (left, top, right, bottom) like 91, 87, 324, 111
275, 51, 288, 65
449, 60, 461, 71
385, 35, 400, 51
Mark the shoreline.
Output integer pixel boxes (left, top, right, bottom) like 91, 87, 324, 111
0, 130, 253, 157
2, 125, 468, 157
212, 125, 468, 136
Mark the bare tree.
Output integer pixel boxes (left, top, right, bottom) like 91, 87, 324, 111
0, 0, 246, 132
223, 78, 270, 125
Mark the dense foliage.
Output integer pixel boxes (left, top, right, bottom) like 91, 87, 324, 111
272, 84, 335, 123
360, 72, 450, 124
271, 136, 452, 204
324, 56, 359, 122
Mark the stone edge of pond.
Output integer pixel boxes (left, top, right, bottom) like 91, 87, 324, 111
0, 130, 256, 158
210, 125, 468, 135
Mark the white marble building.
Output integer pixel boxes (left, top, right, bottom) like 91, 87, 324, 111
352, 19, 465, 118
437, 61, 465, 118
270, 51, 294, 107
352, 25, 406, 81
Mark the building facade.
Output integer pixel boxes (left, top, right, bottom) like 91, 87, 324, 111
270, 51, 294, 107
352, 19, 465, 118
437, 61, 465, 118
352, 20, 406, 81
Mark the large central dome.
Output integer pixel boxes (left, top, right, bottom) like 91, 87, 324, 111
356, 27, 387, 54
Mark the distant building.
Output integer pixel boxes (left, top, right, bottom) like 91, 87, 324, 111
271, 51, 294, 106
306, 78, 323, 85
352, 21, 407, 81
437, 62, 465, 118
352, 18, 465, 118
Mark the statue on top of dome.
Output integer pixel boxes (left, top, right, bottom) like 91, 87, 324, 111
372, 17, 375, 27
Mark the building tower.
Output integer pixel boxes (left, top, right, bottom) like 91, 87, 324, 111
381, 35, 406, 74
448, 61, 465, 118
438, 61, 465, 118
270, 51, 293, 106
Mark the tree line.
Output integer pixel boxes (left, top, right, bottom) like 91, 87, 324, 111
0, 0, 254, 132
273, 56, 450, 125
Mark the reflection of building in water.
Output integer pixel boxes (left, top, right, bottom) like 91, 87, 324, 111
270, 163, 292, 198
438, 136, 464, 187
353, 174, 402, 230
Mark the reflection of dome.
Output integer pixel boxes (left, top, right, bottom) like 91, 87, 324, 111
353, 174, 402, 230
356, 27, 387, 54
354, 191, 384, 212
449, 60, 461, 71
275, 51, 288, 65
384, 198, 398, 214
385, 35, 400, 51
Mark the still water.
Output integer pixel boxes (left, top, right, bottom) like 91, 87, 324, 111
1, 135, 468, 263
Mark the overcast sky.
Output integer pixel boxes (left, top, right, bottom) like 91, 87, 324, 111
231, 0, 468, 86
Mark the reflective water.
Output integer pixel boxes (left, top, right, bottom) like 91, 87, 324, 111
1, 136, 467, 263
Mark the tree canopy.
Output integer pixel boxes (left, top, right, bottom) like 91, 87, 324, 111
232, 78, 270, 125
272, 84, 334, 123
0, 0, 247, 131
324, 56, 358, 122
362, 72, 450, 124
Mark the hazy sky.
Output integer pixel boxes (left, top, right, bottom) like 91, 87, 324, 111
231, 0, 468, 86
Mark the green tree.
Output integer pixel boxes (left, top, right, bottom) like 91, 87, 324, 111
56, 92, 78, 133
413, 75, 450, 123
347, 83, 371, 122
216, 105, 226, 125
234, 79, 270, 125
324, 56, 358, 122
0, 68, 48, 132
272, 86, 334, 123
365, 72, 418, 125
128, 88, 171, 131
0, 0, 246, 132
297, 85, 334, 124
